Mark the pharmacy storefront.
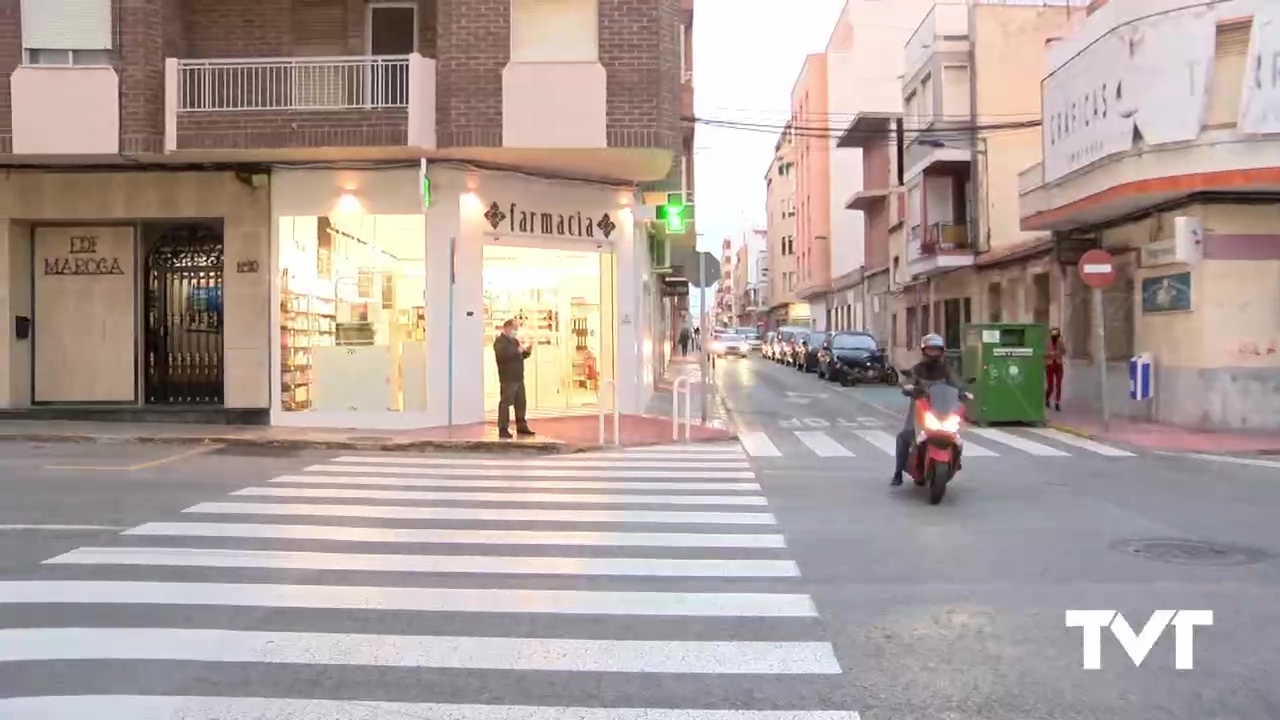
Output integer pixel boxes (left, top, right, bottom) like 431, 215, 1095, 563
269, 166, 650, 429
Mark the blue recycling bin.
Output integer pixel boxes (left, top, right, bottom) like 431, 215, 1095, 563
1129, 352, 1153, 401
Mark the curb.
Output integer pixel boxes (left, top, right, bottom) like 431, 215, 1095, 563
0, 432, 742, 454
1049, 423, 1095, 440
0, 433, 576, 454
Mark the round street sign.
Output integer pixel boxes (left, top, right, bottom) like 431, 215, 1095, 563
1078, 248, 1117, 290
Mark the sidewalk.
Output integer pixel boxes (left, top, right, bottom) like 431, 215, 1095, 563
1051, 411, 1280, 455
0, 408, 735, 453
645, 355, 734, 433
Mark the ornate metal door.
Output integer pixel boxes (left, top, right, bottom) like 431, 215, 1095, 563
144, 224, 225, 405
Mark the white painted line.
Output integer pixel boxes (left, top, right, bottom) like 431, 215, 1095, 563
0, 629, 844, 674
853, 430, 998, 457
612, 444, 745, 454
271, 475, 762, 491
1026, 428, 1136, 457
331, 456, 751, 469
46, 547, 801, 577
232, 486, 769, 506
969, 427, 1070, 456
306, 465, 756, 479
957, 438, 999, 457
1165, 452, 1280, 470
852, 430, 899, 456
793, 431, 854, 457
739, 432, 782, 457
0, 581, 817, 617
0, 525, 126, 531
124, 522, 789, 548
182, 502, 778, 525
0, 697, 863, 720
1082, 263, 1113, 274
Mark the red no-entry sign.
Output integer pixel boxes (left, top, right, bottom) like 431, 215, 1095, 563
1078, 249, 1117, 290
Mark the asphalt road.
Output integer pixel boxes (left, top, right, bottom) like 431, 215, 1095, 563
714, 352, 1280, 719
0, 389, 1277, 719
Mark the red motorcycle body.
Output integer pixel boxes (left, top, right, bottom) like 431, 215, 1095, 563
904, 396, 964, 487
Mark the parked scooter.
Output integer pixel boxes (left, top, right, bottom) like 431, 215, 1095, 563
899, 368, 973, 505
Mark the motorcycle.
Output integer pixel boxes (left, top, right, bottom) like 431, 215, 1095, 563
899, 369, 972, 505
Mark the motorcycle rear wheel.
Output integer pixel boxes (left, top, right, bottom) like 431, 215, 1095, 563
927, 461, 950, 505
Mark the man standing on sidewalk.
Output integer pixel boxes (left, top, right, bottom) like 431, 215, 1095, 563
494, 319, 535, 439
1046, 327, 1065, 412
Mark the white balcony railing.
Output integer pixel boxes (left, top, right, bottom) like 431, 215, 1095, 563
176, 56, 411, 111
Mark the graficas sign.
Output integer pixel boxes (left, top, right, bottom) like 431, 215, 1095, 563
1041, 5, 1217, 183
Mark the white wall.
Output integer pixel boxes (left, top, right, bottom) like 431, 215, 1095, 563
825, 0, 937, 282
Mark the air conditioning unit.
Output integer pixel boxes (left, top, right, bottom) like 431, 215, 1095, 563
682, 71, 693, 83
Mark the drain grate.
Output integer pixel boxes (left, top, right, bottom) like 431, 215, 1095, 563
1110, 538, 1271, 567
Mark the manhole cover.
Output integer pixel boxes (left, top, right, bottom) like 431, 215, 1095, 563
1109, 538, 1271, 567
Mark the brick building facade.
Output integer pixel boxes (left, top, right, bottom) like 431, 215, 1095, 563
0, 0, 689, 428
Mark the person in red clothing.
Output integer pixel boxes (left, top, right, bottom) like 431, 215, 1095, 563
1045, 327, 1066, 411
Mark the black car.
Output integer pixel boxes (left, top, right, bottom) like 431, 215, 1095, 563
817, 331, 897, 385
796, 331, 828, 373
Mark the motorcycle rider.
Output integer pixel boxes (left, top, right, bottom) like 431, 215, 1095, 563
891, 333, 970, 486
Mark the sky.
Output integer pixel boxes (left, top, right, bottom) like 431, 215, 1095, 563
690, 0, 847, 255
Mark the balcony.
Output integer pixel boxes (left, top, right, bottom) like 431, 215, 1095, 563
11, 65, 120, 156
503, 62, 606, 149
164, 54, 436, 154
908, 222, 975, 277
904, 133, 974, 181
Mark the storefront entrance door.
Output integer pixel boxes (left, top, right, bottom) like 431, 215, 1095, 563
143, 223, 225, 405
481, 245, 612, 416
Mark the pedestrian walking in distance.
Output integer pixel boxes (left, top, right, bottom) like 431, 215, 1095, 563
494, 318, 535, 439
1046, 326, 1066, 412
678, 326, 691, 356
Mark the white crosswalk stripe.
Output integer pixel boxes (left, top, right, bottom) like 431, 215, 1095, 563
734, 427, 1135, 460
0, 446, 855, 717
794, 431, 855, 457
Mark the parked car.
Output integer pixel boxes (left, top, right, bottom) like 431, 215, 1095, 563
775, 326, 808, 365
736, 327, 763, 352
796, 331, 829, 372
762, 331, 778, 359
711, 331, 748, 357
817, 331, 897, 385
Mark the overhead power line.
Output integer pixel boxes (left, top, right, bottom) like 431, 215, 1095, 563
685, 115, 1042, 141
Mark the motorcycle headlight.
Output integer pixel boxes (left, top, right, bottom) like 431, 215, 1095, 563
923, 411, 961, 433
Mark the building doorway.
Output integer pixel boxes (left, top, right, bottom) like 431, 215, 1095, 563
481, 245, 614, 416
143, 222, 224, 405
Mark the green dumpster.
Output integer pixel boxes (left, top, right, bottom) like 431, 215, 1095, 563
960, 323, 1047, 425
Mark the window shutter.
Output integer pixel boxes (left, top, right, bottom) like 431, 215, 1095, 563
1205, 20, 1252, 128
20, 0, 112, 50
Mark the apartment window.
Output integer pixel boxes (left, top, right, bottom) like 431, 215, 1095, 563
920, 73, 934, 119
20, 0, 113, 64
23, 49, 111, 65
942, 65, 970, 119
511, 0, 598, 63
891, 312, 898, 346
679, 22, 690, 80
904, 89, 920, 127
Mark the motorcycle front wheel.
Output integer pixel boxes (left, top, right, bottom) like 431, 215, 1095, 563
927, 461, 950, 505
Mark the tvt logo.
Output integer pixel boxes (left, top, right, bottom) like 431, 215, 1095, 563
1066, 610, 1213, 669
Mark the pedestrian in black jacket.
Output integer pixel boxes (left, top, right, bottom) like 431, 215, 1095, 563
494, 319, 535, 439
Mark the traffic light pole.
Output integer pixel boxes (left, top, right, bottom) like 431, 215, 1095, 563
698, 251, 709, 424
